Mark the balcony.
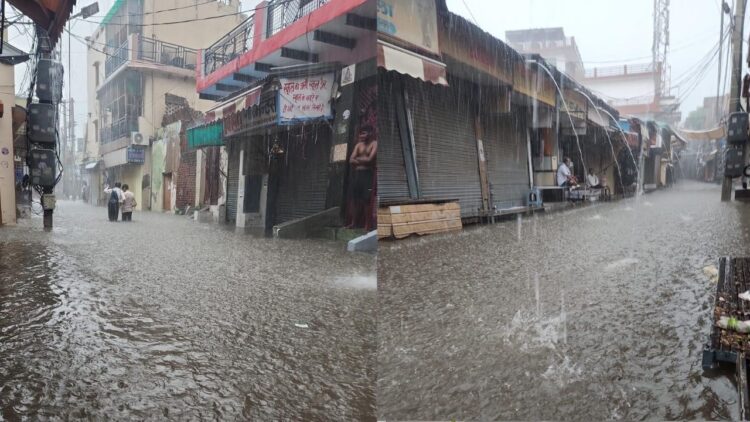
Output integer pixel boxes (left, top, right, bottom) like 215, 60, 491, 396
100, 115, 139, 145
197, 0, 373, 100
203, 0, 331, 76
104, 34, 197, 79
105, 39, 129, 76
204, 14, 256, 75
585, 63, 655, 79
266, 0, 330, 37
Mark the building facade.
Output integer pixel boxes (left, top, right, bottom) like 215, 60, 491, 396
83, 0, 244, 211
188, 0, 377, 234
378, 1, 621, 221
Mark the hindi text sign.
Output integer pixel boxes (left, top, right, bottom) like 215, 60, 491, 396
277, 73, 335, 125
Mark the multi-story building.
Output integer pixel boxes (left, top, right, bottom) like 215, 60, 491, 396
505, 27, 585, 81
506, 26, 681, 125
187, 0, 376, 234
82, 0, 244, 210
583, 62, 681, 124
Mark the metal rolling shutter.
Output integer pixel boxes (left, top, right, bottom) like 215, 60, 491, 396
226, 143, 240, 223
407, 79, 483, 217
274, 125, 332, 224
378, 73, 410, 202
482, 113, 531, 209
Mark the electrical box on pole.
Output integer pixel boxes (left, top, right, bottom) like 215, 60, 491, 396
728, 112, 749, 143
28, 149, 56, 187
36, 59, 63, 103
27, 103, 57, 144
726, 147, 746, 177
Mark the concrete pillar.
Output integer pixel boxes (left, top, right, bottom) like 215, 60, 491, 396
0, 62, 16, 225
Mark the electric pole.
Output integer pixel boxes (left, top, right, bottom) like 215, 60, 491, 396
717, 2, 730, 122
721, 0, 748, 201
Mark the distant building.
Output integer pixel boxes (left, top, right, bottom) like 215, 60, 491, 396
583, 62, 680, 125
505, 27, 584, 81
506, 26, 681, 125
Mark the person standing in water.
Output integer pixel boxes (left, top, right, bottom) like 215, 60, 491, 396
104, 182, 123, 222
349, 125, 377, 230
121, 184, 137, 221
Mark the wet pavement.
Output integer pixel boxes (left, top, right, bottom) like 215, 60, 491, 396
0, 201, 376, 420
378, 181, 750, 421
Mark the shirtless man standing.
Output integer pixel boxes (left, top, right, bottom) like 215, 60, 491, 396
349, 125, 377, 229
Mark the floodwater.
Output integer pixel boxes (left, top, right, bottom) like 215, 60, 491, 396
378, 181, 750, 421
0, 201, 376, 420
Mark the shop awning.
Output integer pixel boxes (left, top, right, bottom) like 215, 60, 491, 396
676, 126, 726, 142
203, 85, 263, 124
187, 121, 224, 149
7, 0, 76, 46
377, 40, 448, 86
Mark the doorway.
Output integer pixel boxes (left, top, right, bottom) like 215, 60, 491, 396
163, 173, 172, 211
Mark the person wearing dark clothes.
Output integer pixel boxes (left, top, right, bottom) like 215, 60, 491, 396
104, 182, 123, 221
349, 125, 377, 229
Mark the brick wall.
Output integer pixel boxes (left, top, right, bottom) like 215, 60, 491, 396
176, 150, 196, 209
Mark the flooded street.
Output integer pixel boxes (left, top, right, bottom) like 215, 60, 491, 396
378, 182, 750, 421
0, 202, 376, 420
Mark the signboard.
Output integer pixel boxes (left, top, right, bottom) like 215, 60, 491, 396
277, 73, 335, 125
341, 64, 356, 87
127, 146, 146, 164
224, 92, 277, 137
378, 0, 439, 54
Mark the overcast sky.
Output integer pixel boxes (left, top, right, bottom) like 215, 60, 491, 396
6, 0, 746, 137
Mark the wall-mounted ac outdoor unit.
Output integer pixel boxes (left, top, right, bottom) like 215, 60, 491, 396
131, 131, 146, 146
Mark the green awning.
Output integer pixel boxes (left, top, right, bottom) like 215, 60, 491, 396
188, 122, 224, 149
101, 0, 127, 26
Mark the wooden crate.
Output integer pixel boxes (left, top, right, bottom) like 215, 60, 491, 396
378, 201, 462, 239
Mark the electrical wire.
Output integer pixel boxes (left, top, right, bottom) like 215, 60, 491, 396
77, 0, 299, 28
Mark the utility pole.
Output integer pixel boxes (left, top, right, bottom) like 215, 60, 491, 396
717, 1, 730, 122
722, 0, 748, 201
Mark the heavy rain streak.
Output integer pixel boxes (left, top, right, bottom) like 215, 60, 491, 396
379, 182, 749, 420
0, 203, 376, 420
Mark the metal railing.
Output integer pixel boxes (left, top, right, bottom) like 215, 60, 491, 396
203, 14, 255, 75
105, 36, 197, 78
608, 95, 656, 107
585, 63, 655, 79
105, 39, 129, 77
266, 0, 329, 38
100, 115, 139, 144
139, 36, 197, 71
201, 0, 330, 76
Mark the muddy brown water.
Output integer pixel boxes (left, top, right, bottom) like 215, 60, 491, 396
378, 182, 750, 420
0, 201, 376, 420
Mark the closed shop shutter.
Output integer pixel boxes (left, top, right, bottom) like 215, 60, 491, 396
482, 113, 531, 209
274, 125, 332, 224
407, 78, 482, 217
226, 143, 240, 223
378, 72, 410, 203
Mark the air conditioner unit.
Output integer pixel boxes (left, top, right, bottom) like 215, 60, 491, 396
131, 131, 146, 146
